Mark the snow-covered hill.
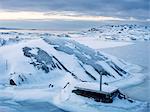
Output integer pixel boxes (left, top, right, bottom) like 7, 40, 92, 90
0, 31, 54, 47
0, 36, 143, 87
69, 24, 150, 41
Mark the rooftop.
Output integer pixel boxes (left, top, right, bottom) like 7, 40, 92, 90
75, 82, 118, 94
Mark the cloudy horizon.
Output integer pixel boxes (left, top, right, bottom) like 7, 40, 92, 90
0, 0, 149, 30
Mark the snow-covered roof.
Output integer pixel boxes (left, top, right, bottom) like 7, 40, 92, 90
75, 82, 118, 93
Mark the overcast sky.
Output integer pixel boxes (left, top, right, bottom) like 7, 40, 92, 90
0, 0, 149, 30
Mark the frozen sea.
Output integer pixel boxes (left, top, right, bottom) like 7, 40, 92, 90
100, 41, 150, 103
0, 100, 66, 112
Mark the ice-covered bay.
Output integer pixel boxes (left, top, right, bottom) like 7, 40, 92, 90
0, 100, 65, 112
0, 87, 66, 112
99, 42, 150, 102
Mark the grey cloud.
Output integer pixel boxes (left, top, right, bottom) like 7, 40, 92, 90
0, 0, 149, 20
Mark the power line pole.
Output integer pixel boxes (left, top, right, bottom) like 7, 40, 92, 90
100, 71, 102, 91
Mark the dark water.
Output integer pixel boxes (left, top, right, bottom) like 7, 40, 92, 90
100, 41, 150, 102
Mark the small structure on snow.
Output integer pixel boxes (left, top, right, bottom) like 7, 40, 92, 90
72, 82, 119, 103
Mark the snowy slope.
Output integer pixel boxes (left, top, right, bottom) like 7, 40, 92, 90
69, 24, 150, 41
0, 36, 141, 87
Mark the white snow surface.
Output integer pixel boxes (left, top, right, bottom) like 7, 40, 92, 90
0, 26, 148, 112
69, 24, 150, 42
71, 38, 133, 49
